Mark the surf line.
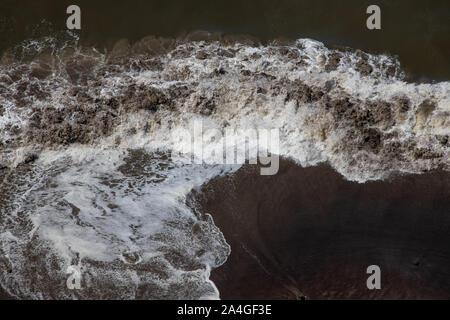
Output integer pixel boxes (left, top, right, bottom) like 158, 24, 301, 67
172, 119, 280, 175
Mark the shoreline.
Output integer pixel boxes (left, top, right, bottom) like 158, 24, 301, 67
193, 159, 450, 299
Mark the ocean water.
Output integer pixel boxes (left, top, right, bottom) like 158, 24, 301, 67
1, 0, 449, 81
0, 1, 449, 299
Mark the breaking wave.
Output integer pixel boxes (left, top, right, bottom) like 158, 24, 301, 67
0, 32, 448, 299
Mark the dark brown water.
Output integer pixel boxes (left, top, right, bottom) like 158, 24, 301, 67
194, 160, 450, 299
1, 0, 449, 81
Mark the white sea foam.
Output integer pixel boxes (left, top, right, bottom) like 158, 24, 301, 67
1, 145, 232, 299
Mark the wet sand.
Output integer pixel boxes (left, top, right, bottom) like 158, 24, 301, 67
194, 159, 450, 299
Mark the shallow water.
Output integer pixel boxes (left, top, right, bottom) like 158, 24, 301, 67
0, 1, 449, 300
1, 0, 449, 81
196, 161, 450, 299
